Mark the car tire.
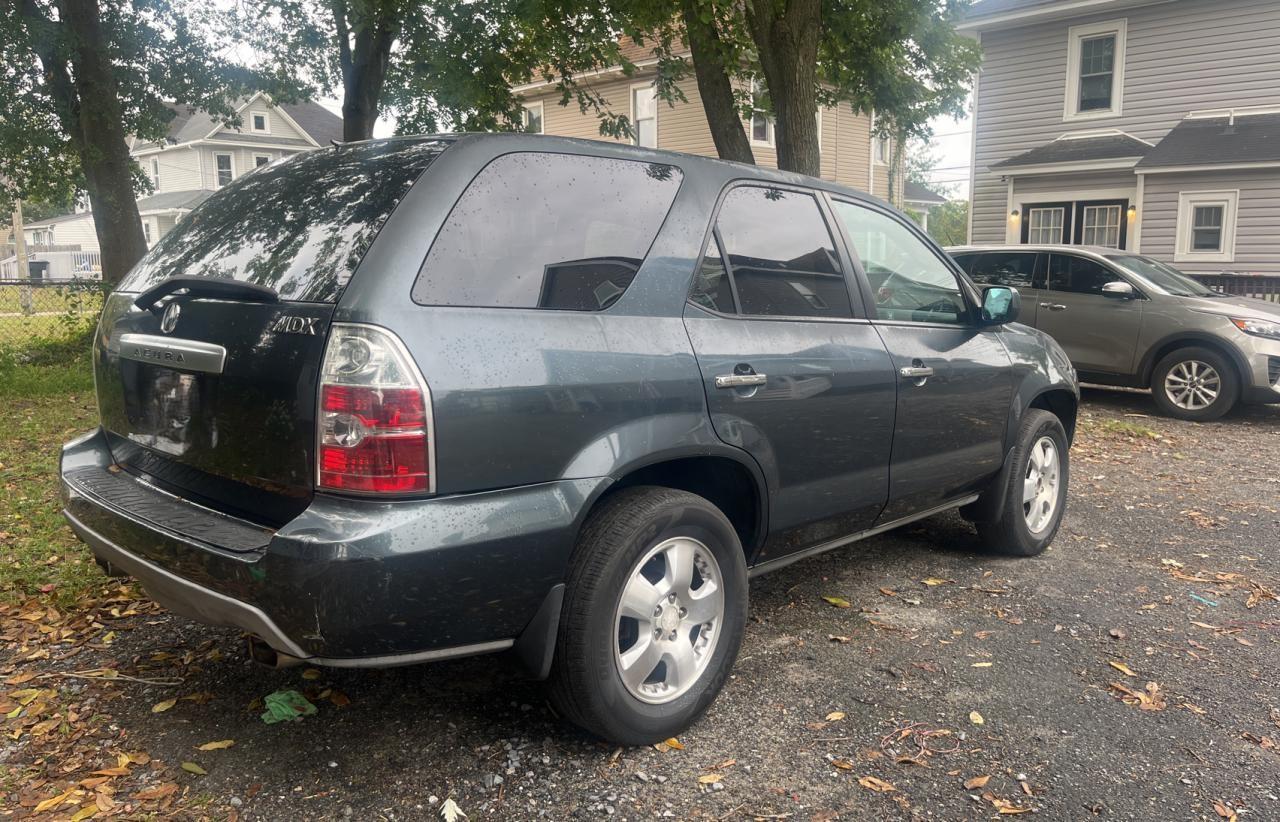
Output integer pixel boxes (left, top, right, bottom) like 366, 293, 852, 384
547, 486, 748, 745
976, 409, 1069, 557
1150, 346, 1239, 421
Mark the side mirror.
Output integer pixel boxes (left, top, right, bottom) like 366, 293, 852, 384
980, 285, 1020, 326
1101, 281, 1135, 299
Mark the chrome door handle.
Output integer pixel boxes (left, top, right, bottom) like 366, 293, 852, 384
1044, 303, 1067, 311
899, 366, 934, 379
715, 373, 767, 389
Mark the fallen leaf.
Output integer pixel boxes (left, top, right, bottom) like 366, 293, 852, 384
921, 577, 953, 586
825, 711, 846, 721
964, 775, 991, 790
133, 783, 179, 801
440, 797, 467, 822
1213, 800, 1238, 822
329, 690, 351, 707
1109, 681, 1167, 711
181, 761, 207, 775
858, 776, 897, 792
70, 805, 98, 821
697, 773, 722, 784
90, 767, 129, 777
969, 711, 985, 725
197, 739, 235, 751
830, 758, 855, 770
971, 662, 993, 668
822, 596, 852, 608
151, 698, 177, 714
1109, 661, 1138, 677
301, 668, 322, 680
708, 758, 737, 770
34, 789, 76, 813
828, 634, 853, 643
656, 737, 683, 751
1109, 628, 1127, 640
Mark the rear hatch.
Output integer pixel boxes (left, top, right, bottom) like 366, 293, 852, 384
95, 139, 447, 528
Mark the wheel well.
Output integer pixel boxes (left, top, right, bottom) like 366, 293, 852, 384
605, 457, 763, 556
1029, 389, 1078, 443
1143, 337, 1244, 386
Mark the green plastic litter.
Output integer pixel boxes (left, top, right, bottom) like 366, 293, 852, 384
260, 689, 317, 724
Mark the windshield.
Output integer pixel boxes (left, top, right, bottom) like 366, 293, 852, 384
1105, 254, 1221, 298
119, 139, 448, 302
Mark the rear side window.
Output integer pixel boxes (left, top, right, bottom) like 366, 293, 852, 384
694, 185, 853, 319
969, 252, 1039, 288
412, 152, 682, 310
119, 140, 446, 302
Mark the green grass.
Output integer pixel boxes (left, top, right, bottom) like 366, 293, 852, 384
0, 283, 104, 315
1089, 417, 1163, 440
0, 337, 103, 604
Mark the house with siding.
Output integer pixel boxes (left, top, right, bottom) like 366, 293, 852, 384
21, 92, 342, 253
962, 0, 1280, 275
512, 40, 906, 202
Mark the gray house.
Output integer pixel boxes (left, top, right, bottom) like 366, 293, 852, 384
962, 0, 1280, 275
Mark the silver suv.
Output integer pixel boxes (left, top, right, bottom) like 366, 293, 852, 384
948, 245, 1280, 420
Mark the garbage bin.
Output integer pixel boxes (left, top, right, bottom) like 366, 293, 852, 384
27, 260, 49, 281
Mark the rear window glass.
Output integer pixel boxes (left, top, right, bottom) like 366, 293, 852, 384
412, 152, 683, 310
119, 139, 446, 302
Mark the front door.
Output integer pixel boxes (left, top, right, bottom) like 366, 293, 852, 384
1037, 252, 1144, 375
830, 198, 1014, 522
683, 184, 897, 563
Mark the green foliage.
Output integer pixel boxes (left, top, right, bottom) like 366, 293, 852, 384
0, 0, 254, 212
927, 199, 969, 246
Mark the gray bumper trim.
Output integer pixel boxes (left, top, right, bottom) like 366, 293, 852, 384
65, 510, 514, 667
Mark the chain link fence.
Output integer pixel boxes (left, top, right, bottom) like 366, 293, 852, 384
0, 278, 105, 354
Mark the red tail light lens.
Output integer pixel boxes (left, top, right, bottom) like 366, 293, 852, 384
318, 325, 434, 495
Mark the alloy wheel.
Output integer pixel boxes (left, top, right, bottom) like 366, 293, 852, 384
613, 536, 724, 704
1022, 436, 1060, 535
1164, 360, 1221, 411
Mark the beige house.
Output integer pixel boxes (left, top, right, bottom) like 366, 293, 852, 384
513, 41, 902, 202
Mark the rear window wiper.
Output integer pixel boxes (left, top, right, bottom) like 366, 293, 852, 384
134, 276, 280, 312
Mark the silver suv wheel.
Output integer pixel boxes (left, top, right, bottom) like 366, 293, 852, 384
1022, 435, 1060, 535
613, 536, 724, 704
1163, 359, 1221, 411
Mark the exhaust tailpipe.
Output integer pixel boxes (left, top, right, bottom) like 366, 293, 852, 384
246, 635, 303, 668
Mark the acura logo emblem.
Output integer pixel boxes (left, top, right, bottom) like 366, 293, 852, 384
160, 302, 182, 334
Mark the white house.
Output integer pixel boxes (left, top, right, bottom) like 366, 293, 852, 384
21, 93, 342, 254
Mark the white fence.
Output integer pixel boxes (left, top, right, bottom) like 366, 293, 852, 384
0, 250, 103, 281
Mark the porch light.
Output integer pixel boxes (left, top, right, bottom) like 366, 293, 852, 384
1127, 205, 1137, 219
1009, 209, 1020, 220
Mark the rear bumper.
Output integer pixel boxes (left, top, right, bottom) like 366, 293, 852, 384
61, 428, 607, 664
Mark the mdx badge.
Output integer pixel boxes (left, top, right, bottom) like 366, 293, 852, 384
271, 315, 321, 335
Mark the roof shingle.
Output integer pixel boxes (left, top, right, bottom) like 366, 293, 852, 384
1136, 113, 1280, 168
991, 133, 1151, 169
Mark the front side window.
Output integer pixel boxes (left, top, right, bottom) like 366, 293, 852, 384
1066, 20, 1126, 119
414, 152, 682, 310
522, 102, 543, 134
1027, 207, 1065, 244
834, 200, 968, 325
1081, 204, 1122, 248
1175, 190, 1238, 262
632, 85, 657, 148
708, 186, 852, 318
1047, 254, 1123, 296
968, 252, 1039, 289
214, 153, 233, 187
150, 157, 160, 190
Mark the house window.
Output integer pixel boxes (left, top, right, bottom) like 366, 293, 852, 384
214, 153, 234, 187
521, 102, 543, 134
749, 79, 773, 146
150, 157, 160, 191
1176, 190, 1238, 262
1064, 19, 1126, 120
251, 111, 269, 133
254, 153, 272, 168
1081, 204, 1122, 248
1027, 207, 1066, 244
142, 221, 152, 245
631, 84, 657, 148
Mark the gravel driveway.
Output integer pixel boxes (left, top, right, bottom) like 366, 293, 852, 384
5, 389, 1278, 820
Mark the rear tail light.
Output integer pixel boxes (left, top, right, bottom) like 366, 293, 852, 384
317, 324, 435, 494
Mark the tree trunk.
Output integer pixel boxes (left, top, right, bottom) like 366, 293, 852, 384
333, 1, 399, 141
745, 0, 822, 177
681, 0, 755, 165
56, 0, 149, 285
